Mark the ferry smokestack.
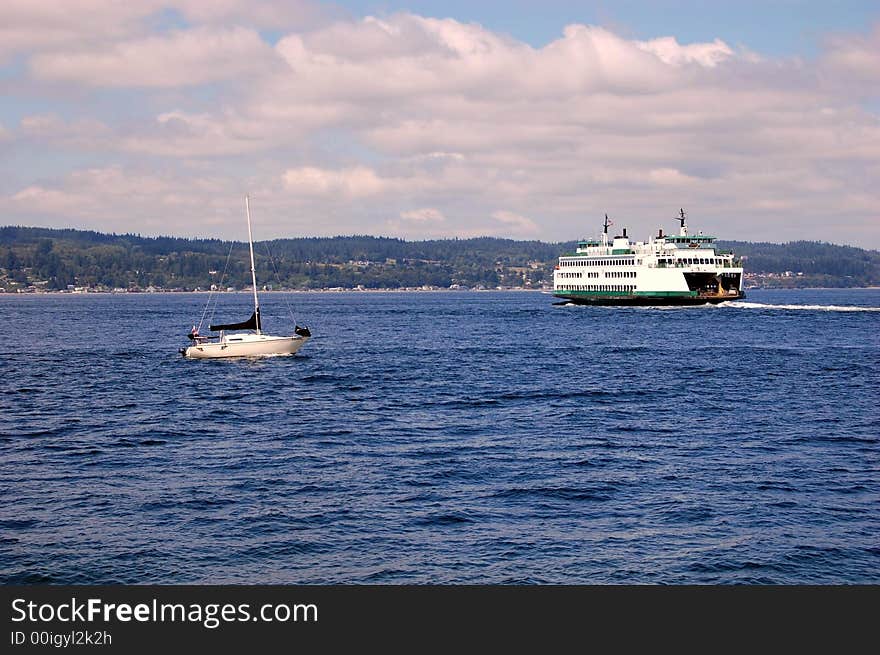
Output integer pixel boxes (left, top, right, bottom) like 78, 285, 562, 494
623, 227, 627, 238
658, 228, 664, 238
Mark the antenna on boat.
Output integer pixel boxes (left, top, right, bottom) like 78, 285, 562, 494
677, 208, 688, 236
602, 213, 613, 246
245, 194, 261, 335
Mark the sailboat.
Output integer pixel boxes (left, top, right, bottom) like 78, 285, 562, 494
180, 196, 311, 359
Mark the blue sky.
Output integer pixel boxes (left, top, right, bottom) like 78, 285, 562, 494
1, 1, 878, 247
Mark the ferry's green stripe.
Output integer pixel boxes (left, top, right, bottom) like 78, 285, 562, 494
634, 291, 697, 297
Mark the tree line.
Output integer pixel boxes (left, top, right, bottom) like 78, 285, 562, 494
0, 226, 878, 291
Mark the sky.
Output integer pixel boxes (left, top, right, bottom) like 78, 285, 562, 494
1, 1, 879, 247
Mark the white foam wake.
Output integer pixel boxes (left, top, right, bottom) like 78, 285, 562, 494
721, 301, 880, 312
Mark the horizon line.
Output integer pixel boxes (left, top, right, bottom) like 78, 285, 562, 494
2, 224, 878, 252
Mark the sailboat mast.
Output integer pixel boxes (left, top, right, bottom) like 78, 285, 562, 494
245, 195, 261, 335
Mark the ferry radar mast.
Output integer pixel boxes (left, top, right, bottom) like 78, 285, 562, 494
677, 208, 688, 236
602, 213, 613, 246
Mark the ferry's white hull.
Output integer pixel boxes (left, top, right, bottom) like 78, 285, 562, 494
183, 334, 309, 359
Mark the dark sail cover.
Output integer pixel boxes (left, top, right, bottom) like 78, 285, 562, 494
210, 309, 261, 332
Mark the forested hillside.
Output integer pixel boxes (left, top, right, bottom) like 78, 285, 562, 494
718, 240, 880, 288
1, 226, 877, 291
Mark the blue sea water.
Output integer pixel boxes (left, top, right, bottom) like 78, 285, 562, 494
1, 288, 878, 584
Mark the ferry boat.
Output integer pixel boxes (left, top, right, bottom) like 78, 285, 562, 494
553, 210, 744, 305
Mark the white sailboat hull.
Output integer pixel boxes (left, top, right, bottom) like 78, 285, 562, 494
181, 195, 311, 359
183, 334, 309, 359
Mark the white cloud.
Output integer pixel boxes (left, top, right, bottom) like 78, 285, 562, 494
4, 8, 880, 246
0, 1, 157, 63
647, 168, 699, 186
31, 26, 277, 87
282, 166, 388, 197
637, 36, 734, 67
0, 1, 334, 64
177, 0, 336, 31
19, 114, 112, 148
491, 210, 540, 236
400, 208, 445, 222
822, 24, 880, 87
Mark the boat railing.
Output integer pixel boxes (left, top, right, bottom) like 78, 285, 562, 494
650, 260, 739, 269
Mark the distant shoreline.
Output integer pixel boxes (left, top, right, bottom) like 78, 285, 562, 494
3, 286, 880, 296
0, 287, 547, 295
